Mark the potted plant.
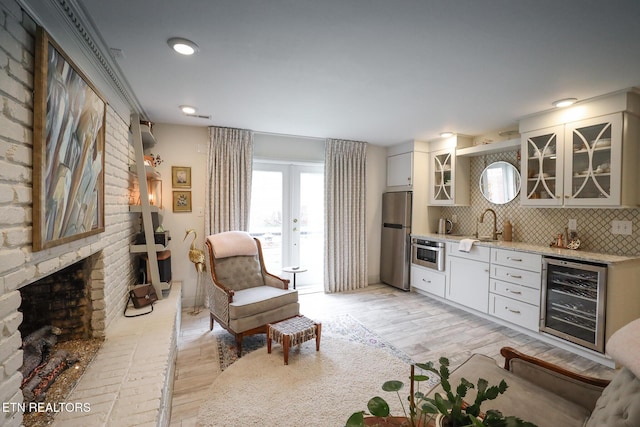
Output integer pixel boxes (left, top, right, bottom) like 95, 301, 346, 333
346, 357, 536, 427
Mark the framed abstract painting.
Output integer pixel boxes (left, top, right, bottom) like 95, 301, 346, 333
33, 27, 106, 250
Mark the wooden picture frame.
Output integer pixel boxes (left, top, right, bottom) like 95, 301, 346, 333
33, 26, 106, 251
173, 191, 192, 212
172, 166, 191, 188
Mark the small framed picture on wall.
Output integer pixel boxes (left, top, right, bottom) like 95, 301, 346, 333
172, 191, 192, 212
172, 166, 191, 188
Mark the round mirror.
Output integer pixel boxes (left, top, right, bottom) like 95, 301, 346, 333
479, 161, 521, 204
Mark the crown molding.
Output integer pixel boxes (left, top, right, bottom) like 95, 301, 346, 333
18, 0, 147, 123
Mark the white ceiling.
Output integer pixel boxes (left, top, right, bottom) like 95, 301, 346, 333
77, 0, 640, 146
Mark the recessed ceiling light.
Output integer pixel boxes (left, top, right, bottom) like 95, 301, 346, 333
168, 38, 199, 55
179, 105, 197, 114
552, 98, 577, 108
439, 132, 455, 138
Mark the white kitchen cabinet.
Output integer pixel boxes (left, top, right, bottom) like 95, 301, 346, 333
490, 294, 540, 331
447, 243, 490, 313
429, 147, 470, 206
411, 265, 446, 298
448, 256, 490, 313
520, 91, 640, 207
491, 248, 543, 273
563, 114, 622, 206
521, 125, 564, 206
489, 248, 542, 331
386, 141, 433, 235
387, 152, 413, 187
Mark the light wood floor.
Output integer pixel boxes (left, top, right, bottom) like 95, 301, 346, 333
169, 283, 615, 426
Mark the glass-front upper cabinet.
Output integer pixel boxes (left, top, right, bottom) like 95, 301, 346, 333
428, 137, 470, 206
521, 125, 564, 206
521, 113, 624, 207
431, 149, 454, 204
563, 113, 622, 206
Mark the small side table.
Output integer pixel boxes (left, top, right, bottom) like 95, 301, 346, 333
282, 266, 307, 289
267, 315, 321, 365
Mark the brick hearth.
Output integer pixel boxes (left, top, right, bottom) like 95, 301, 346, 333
51, 284, 181, 427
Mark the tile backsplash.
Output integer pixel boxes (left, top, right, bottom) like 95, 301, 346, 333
440, 151, 640, 256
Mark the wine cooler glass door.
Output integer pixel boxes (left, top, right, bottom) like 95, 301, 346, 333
541, 257, 607, 353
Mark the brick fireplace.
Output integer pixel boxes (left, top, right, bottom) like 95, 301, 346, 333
0, 2, 138, 425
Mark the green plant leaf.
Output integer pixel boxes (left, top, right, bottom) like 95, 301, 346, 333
476, 378, 488, 394
415, 362, 434, 371
345, 411, 365, 427
419, 401, 439, 414
367, 397, 390, 417
381, 380, 404, 392
413, 374, 430, 382
433, 393, 450, 414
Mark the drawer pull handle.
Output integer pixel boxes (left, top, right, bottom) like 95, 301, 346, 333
422, 279, 431, 283
507, 257, 523, 262
506, 273, 522, 279
506, 307, 521, 314
506, 288, 522, 295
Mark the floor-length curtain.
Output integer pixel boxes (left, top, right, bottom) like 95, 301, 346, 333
324, 138, 367, 293
205, 127, 253, 236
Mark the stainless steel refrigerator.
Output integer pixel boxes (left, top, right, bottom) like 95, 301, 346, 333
380, 191, 412, 290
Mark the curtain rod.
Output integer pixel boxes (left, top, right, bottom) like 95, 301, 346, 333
253, 130, 325, 141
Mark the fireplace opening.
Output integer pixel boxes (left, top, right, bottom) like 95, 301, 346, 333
18, 255, 104, 426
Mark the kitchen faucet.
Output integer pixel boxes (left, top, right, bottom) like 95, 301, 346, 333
479, 208, 501, 240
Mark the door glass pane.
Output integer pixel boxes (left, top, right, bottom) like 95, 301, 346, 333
298, 171, 324, 286
248, 170, 283, 272
433, 152, 452, 201
525, 133, 557, 200
569, 122, 612, 200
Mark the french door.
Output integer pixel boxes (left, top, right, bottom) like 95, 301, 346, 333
249, 162, 324, 287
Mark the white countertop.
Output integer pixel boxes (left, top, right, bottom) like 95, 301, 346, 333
411, 233, 640, 265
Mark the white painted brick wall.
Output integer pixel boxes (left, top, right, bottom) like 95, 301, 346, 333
0, 1, 139, 424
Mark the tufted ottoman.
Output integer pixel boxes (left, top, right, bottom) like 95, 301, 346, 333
267, 315, 321, 365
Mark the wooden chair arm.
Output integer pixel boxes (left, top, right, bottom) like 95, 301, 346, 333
500, 346, 611, 388
263, 272, 290, 290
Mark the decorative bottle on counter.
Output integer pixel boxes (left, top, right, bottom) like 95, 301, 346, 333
503, 220, 513, 242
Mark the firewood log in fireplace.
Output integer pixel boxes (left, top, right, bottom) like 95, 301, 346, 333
19, 325, 63, 382
22, 349, 79, 404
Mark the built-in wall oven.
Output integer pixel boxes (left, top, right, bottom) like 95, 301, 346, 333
541, 257, 607, 353
411, 238, 445, 271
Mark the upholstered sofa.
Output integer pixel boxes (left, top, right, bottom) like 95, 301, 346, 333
205, 231, 300, 355
426, 318, 640, 427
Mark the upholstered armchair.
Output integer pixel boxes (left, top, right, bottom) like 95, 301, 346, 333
425, 318, 640, 427
205, 231, 300, 355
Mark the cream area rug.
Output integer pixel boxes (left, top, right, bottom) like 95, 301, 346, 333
214, 313, 413, 370
197, 335, 426, 427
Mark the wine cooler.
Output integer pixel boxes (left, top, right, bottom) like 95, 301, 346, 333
541, 257, 607, 353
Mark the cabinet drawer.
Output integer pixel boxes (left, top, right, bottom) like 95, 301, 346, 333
490, 279, 540, 306
411, 266, 446, 298
491, 265, 541, 290
447, 242, 491, 262
491, 248, 541, 272
490, 294, 540, 332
